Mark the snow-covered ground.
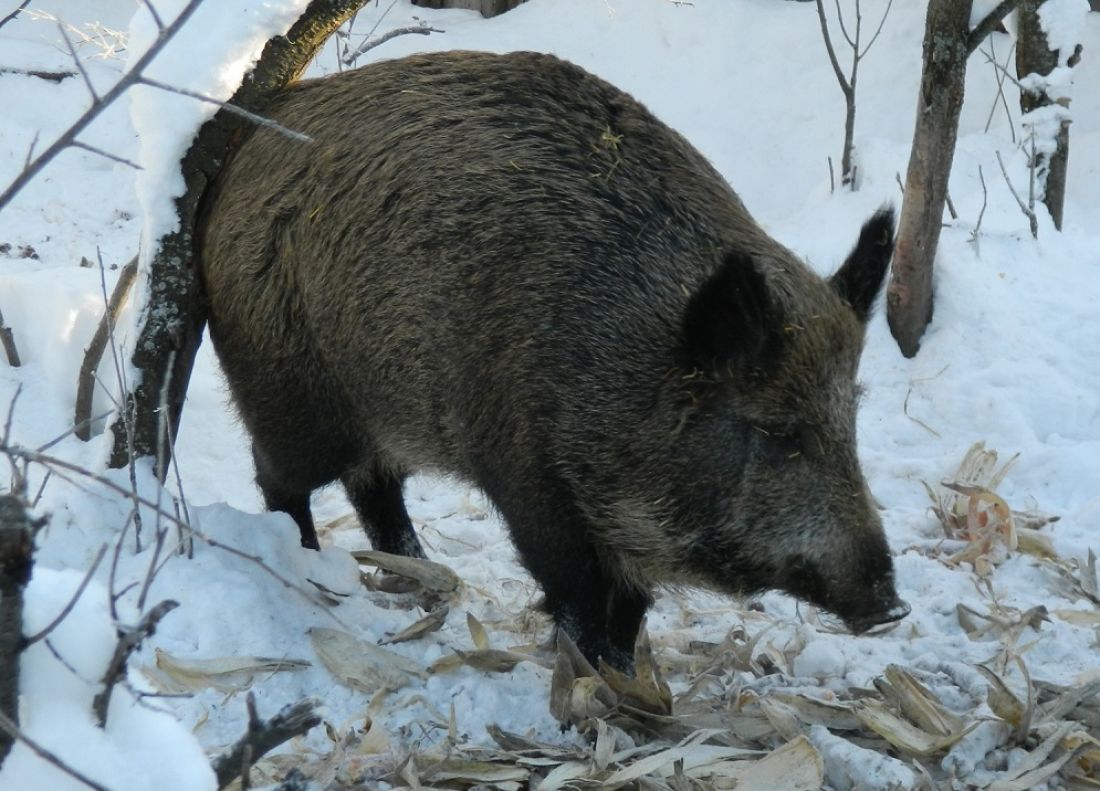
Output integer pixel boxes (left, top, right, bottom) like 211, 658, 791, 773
1, 1, 1098, 789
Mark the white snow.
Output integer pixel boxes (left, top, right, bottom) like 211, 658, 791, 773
1, 1, 1098, 789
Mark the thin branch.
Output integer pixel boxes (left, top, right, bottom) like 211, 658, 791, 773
139, 0, 165, 32
93, 599, 179, 726
0, 0, 205, 212
341, 24, 445, 66
76, 255, 138, 440
0, 710, 112, 791
815, 0, 853, 97
859, 0, 894, 59
967, 0, 1022, 54
21, 130, 39, 170
31, 468, 51, 507
212, 695, 322, 790
970, 164, 988, 244
0, 442, 349, 624
981, 47, 1031, 94
0, 0, 31, 31
983, 39, 1017, 141
0, 305, 20, 367
832, 0, 856, 49
70, 141, 142, 170
136, 77, 313, 143
23, 543, 109, 646
996, 149, 1038, 239
57, 21, 97, 100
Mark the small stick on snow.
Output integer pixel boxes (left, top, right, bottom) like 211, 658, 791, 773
211, 694, 322, 790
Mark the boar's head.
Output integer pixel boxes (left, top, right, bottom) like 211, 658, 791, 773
667, 208, 909, 633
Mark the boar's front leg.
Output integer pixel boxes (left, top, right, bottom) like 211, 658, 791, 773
491, 480, 648, 672
341, 465, 426, 558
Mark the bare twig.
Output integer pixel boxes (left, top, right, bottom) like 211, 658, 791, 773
996, 149, 1038, 239
860, 0, 894, 58
0, 304, 20, 367
0, 495, 36, 763
212, 694, 322, 790
895, 171, 904, 196
945, 190, 958, 220
828, 156, 835, 193
0, 0, 206, 212
983, 38, 1017, 141
23, 543, 108, 646
136, 77, 312, 143
815, 0, 852, 97
0, 710, 112, 791
76, 253, 135, 440
341, 23, 444, 66
57, 21, 97, 99
981, 47, 1031, 94
70, 141, 142, 170
814, 0, 892, 189
138, 0, 165, 32
970, 164, 988, 245
0, 442, 348, 624
0, 0, 31, 31
968, 0, 1023, 54
93, 599, 179, 726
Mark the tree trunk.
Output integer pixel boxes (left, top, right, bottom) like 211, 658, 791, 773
886, 0, 972, 358
0, 496, 34, 764
1016, 0, 1076, 231
108, 0, 369, 474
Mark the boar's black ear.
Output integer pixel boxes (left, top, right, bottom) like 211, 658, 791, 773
681, 252, 782, 374
830, 207, 895, 324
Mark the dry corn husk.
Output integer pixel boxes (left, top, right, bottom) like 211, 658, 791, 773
381, 605, 450, 645
853, 698, 973, 757
353, 549, 462, 594
146, 648, 309, 693
926, 442, 1059, 573
883, 665, 967, 737
309, 627, 425, 692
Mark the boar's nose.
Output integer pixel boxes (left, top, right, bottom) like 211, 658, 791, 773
845, 597, 911, 635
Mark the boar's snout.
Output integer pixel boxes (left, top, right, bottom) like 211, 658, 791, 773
843, 596, 911, 634
782, 552, 909, 635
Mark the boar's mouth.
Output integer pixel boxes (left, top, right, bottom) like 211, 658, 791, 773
842, 598, 911, 634
781, 555, 910, 634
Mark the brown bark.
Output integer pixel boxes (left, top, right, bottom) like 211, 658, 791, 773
1017, 0, 1076, 231
108, 0, 369, 474
886, 0, 972, 358
0, 496, 34, 764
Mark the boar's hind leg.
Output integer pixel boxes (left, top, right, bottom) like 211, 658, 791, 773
341, 466, 425, 558
253, 443, 321, 551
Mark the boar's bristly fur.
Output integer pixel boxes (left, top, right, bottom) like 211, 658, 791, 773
200, 50, 908, 671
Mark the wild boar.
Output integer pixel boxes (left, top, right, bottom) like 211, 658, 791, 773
200, 50, 908, 670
